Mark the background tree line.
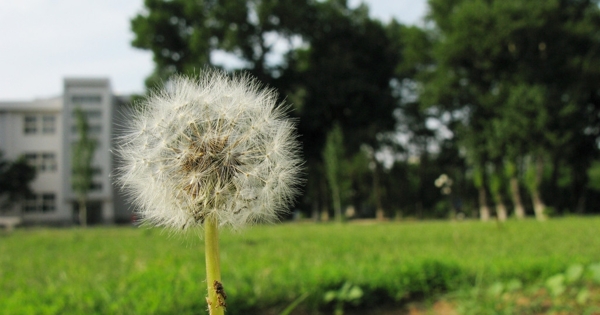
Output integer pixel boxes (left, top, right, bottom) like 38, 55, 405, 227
130, 0, 600, 221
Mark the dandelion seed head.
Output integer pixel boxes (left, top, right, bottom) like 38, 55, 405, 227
116, 70, 302, 230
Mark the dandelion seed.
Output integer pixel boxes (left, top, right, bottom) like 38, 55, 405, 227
115, 70, 303, 230
116, 70, 303, 314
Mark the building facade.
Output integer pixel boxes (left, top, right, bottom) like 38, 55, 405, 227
0, 78, 132, 225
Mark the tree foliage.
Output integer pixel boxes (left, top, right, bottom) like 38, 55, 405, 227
72, 106, 97, 227
131, 0, 401, 217
422, 0, 600, 218
322, 124, 350, 221
0, 152, 35, 212
130, 0, 600, 219
131, 0, 317, 85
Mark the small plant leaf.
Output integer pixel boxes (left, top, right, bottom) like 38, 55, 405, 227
565, 264, 584, 283
324, 291, 337, 302
545, 274, 566, 296
339, 282, 352, 297
347, 286, 363, 301
505, 279, 522, 292
588, 263, 600, 284
487, 282, 504, 297
576, 288, 590, 305
279, 292, 309, 315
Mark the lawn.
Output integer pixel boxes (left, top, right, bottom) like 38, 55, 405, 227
1, 217, 600, 314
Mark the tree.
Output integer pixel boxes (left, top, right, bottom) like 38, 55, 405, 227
504, 159, 526, 219
472, 163, 490, 221
0, 152, 36, 213
423, 0, 600, 218
488, 163, 508, 221
322, 123, 349, 222
283, 2, 398, 157
132, 0, 402, 217
281, 1, 399, 217
72, 106, 97, 227
384, 21, 468, 220
131, 0, 317, 86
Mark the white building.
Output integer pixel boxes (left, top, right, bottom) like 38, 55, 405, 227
0, 78, 132, 225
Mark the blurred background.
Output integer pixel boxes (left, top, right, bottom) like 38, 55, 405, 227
2, 0, 600, 224
2, 1, 600, 314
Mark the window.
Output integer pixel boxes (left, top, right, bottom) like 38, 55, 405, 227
71, 167, 102, 176
71, 124, 102, 135
70, 140, 100, 150
23, 195, 38, 213
89, 125, 102, 134
72, 95, 102, 104
25, 153, 37, 167
24, 114, 55, 135
71, 110, 101, 119
42, 115, 56, 134
24, 152, 57, 172
41, 194, 56, 212
90, 182, 103, 191
24, 115, 37, 134
87, 110, 102, 118
41, 153, 57, 171
22, 193, 56, 213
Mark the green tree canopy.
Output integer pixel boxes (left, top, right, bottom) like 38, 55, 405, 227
0, 152, 35, 211
131, 0, 404, 215
72, 106, 97, 226
423, 0, 600, 216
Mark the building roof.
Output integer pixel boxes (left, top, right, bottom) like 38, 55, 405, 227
0, 96, 63, 112
64, 77, 110, 89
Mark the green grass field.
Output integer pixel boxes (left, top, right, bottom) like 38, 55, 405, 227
1, 217, 600, 314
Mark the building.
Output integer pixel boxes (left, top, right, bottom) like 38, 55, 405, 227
0, 78, 132, 225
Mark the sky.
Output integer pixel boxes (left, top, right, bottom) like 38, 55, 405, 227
0, 0, 428, 101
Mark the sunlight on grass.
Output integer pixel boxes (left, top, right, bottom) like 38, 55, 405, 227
1, 217, 599, 314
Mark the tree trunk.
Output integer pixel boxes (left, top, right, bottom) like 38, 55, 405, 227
373, 163, 385, 221
491, 185, 507, 222
416, 201, 423, 220
496, 201, 507, 222
332, 185, 343, 223
532, 155, 547, 221
320, 177, 330, 222
548, 153, 561, 214
311, 199, 320, 221
395, 209, 403, 221
576, 193, 586, 214
509, 176, 526, 219
78, 199, 87, 228
532, 190, 546, 220
573, 165, 587, 214
375, 207, 385, 221
478, 187, 491, 221
320, 206, 330, 221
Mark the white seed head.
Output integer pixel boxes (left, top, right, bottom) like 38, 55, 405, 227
116, 71, 303, 230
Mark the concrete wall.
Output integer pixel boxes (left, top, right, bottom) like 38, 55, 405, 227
0, 78, 135, 225
0, 101, 68, 223
63, 78, 115, 224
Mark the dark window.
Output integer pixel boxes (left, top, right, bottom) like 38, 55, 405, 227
72, 95, 102, 104
24, 115, 37, 134
42, 115, 56, 134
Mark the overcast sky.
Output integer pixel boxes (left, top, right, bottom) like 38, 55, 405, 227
0, 0, 428, 100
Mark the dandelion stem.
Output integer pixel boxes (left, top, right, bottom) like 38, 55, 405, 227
205, 215, 225, 315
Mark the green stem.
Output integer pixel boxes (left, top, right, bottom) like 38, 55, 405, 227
205, 216, 225, 315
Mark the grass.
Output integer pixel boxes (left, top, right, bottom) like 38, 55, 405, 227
1, 217, 600, 314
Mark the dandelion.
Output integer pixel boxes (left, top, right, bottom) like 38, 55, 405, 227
116, 70, 302, 314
